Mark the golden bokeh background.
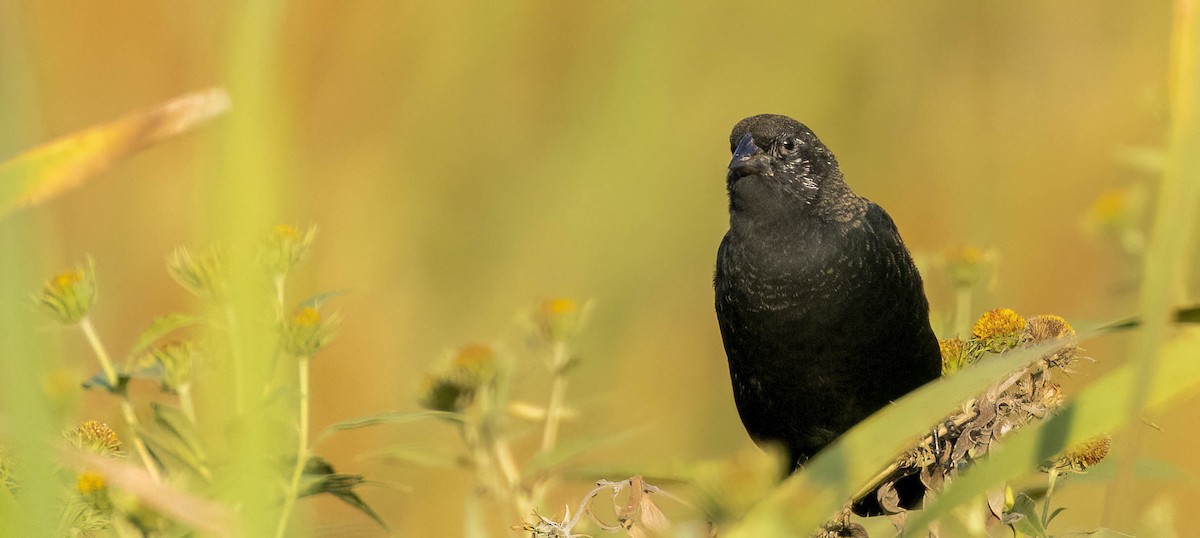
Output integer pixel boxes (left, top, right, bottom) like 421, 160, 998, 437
2, 2, 1195, 535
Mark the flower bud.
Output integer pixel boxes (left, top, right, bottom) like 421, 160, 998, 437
34, 258, 97, 324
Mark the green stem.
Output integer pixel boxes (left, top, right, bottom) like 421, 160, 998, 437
274, 355, 310, 538
79, 317, 117, 387
1106, 0, 1200, 525
224, 305, 246, 414
79, 317, 162, 484
540, 341, 569, 453
1041, 470, 1058, 530
273, 273, 286, 321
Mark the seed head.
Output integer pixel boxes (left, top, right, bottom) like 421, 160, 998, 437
66, 421, 122, 456
1042, 434, 1112, 474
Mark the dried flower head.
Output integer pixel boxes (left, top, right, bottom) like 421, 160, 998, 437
1024, 314, 1080, 368
263, 224, 316, 275
34, 258, 97, 323
418, 344, 498, 413
939, 337, 966, 375
1042, 434, 1112, 474
167, 246, 226, 299
282, 305, 342, 357
1024, 314, 1075, 343
66, 421, 122, 456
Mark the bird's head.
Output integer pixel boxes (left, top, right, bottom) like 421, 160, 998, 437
726, 114, 846, 216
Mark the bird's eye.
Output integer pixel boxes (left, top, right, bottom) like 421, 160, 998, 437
779, 137, 799, 156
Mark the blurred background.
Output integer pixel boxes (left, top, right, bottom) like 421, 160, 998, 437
1, 1, 1193, 535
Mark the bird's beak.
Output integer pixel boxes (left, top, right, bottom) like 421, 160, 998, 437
729, 133, 770, 178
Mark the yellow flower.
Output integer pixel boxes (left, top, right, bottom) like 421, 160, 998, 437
263, 223, 316, 275
66, 421, 122, 456
939, 337, 965, 376
273, 224, 299, 239
34, 258, 97, 324
1090, 190, 1128, 222
535, 298, 586, 343
943, 245, 992, 288
76, 471, 106, 495
282, 304, 341, 357
972, 308, 1026, 340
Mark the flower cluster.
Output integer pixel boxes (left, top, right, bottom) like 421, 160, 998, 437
867, 307, 1092, 523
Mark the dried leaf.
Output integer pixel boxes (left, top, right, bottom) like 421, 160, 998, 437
0, 88, 229, 217
877, 480, 903, 514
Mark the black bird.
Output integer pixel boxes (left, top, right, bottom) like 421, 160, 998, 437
714, 114, 940, 514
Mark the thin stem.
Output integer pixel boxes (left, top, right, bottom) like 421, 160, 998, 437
79, 317, 161, 484
1041, 470, 1058, 529
274, 355, 311, 538
224, 305, 245, 414
540, 341, 569, 453
493, 438, 532, 515
117, 399, 162, 484
273, 273, 286, 321
79, 317, 117, 387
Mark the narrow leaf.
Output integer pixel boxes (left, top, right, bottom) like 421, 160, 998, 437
0, 88, 230, 217
315, 410, 464, 445
300, 456, 388, 530
128, 314, 203, 357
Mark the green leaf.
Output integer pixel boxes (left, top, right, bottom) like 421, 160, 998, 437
903, 331, 1200, 534
128, 313, 203, 357
1099, 303, 1200, 332
522, 428, 641, 478
1116, 145, 1167, 175
81, 370, 130, 395
1006, 493, 1048, 537
300, 456, 388, 530
140, 403, 210, 480
296, 289, 351, 310
0, 88, 229, 219
315, 410, 464, 445
363, 446, 459, 469
1045, 506, 1068, 527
